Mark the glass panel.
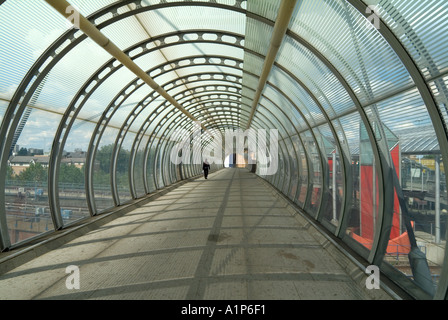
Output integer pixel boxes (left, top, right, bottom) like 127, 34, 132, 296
285, 138, 299, 200
356, 119, 380, 249
93, 126, 117, 212
0, 0, 67, 105
314, 124, 344, 228
277, 36, 355, 119
281, 139, 291, 195
134, 133, 150, 198
244, 17, 273, 59
302, 130, 321, 217
32, 38, 112, 115
59, 118, 94, 224
366, 0, 448, 80
154, 140, 165, 189
289, 0, 413, 106
146, 142, 157, 193
339, 112, 372, 258
291, 134, 308, 208
253, 108, 285, 182
370, 87, 447, 296
72, 0, 116, 16
161, 139, 173, 185
396, 153, 446, 293
116, 132, 134, 204
428, 75, 448, 148
274, 143, 284, 190
0, 99, 7, 123
247, 0, 280, 22
6, 109, 58, 244
135, 5, 246, 39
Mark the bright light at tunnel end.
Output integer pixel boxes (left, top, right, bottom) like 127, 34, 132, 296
169, 122, 279, 175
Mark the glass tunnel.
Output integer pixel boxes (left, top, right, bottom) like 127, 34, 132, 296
0, 0, 447, 300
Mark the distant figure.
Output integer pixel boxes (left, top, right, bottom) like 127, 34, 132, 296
203, 160, 210, 179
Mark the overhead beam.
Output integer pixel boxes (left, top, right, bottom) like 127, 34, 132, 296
44, 0, 203, 129
126, 4, 221, 129
246, 0, 298, 129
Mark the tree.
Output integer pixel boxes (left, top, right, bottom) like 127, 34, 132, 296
17, 147, 28, 156
59, 163, 84, 184
96, 144, 114, 173
95, 144, 130, 174
6, 165, 15, 181
17, 162, 47, 185
93, 144, 131, 193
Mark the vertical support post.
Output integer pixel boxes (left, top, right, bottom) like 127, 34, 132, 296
420, 156, 424, 192
372, 154, 376, 232
435, 155, 440, 244
332, 151, 337, 223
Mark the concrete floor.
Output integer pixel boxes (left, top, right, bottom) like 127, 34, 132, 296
0, 168, 393, 300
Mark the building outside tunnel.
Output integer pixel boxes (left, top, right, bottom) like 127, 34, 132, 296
0, 0, 448, 300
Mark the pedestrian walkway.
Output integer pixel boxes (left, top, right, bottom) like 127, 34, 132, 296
0, 168, 393, 300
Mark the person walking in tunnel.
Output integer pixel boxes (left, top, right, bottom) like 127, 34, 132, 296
203, 159, 210, 179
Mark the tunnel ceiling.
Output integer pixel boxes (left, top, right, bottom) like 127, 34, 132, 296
1, 0, 448, 299
1, 0, 447, 150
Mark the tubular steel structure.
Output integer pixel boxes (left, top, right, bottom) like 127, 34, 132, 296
0, 0, 448, 299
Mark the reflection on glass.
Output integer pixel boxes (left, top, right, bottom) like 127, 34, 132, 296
116, 131, 135, 204
116, 144, 132, 204
286, 139, 299, 201
59, 118, 95, 225
385, 153, 446, 296
6, 108, 59, 244
6, 160, 54, 244
339, 113, 371, 257
59, 157, 89, 224
302, 130, 321, 217
294, 135, 308, 208
147, 146, 157, 193
93, 127, 117, 212
134, 134, 150, 198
